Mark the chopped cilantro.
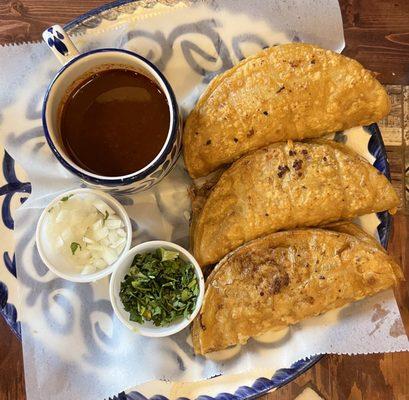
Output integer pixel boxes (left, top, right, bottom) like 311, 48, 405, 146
99, 210, 109, 225
61, 194, 74, 202
70, 242, 81, 255
104, 210, 109, 221
119, 248, 199, 326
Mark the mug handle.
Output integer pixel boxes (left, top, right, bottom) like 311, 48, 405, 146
42, 25, 80, 65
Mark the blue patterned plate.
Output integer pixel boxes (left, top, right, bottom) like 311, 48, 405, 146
0, 1, 393, 399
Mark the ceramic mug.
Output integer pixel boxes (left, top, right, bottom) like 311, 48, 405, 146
42, 25, 182, 194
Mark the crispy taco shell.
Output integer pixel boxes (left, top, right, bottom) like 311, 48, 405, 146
183, 43, 390, 178
192, 141, 399, 267
192, 228, 402, 355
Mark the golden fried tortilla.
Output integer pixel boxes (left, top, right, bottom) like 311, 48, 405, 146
192, 229, 402, 355
192, 141, 399, 267
183, 43, 390, 178
325, 221, 385, 250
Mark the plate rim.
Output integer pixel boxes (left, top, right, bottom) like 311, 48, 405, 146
64, 0, 166, 32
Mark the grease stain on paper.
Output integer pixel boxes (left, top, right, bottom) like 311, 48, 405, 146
369, 304, 390, 336
389, 318, 406, 338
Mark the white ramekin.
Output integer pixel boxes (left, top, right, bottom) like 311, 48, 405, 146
109, 240, 204, 337
35, 188, 132, 283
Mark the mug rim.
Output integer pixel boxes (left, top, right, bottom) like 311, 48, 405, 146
42, 48, 179, 186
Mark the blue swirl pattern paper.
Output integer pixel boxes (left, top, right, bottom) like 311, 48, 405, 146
0, 150, 30, 339
0, 2, 407, 400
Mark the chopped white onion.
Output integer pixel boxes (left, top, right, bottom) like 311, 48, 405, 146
93, 258, 107, 269
110, 238, 126, 249
81, 265, 96, 275
61, 228, 74, 242
45, 194, 127, 275
101, 247, 117, 264
92, 226, 109, 241
105, 218, 122, 230
86, 243, 104, 252
100, 237, 110, 246
55, 236, 64, 249
114, 243, 125, 255
92, 199, 115, 216
108, 231, 118, 243
56, 209, 70, 223
92, 219, 103, 231
117, 229, 126, 237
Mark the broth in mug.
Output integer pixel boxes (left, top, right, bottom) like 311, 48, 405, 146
60, 69, 170, 177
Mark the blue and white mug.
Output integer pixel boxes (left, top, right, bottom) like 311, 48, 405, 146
42, 25, 182, 194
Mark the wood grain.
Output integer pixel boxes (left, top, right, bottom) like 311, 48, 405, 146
341, 0, 409, 85
0, 1, 408, 399
0, 317, 25, 400
0, 1, 107, 43
266, 352, 409, 400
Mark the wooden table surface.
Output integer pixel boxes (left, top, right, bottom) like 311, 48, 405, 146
0, 0, 408, 399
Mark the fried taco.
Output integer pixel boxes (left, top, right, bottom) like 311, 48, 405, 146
192, 228, 402, 355
192, 141, 399, 267
183, 43, 390, 177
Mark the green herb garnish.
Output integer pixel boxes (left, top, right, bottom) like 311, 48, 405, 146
119, 248, 199, 326
70, 242, 81, 255
61, 194, 74, 202
99, 210, 110, 225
